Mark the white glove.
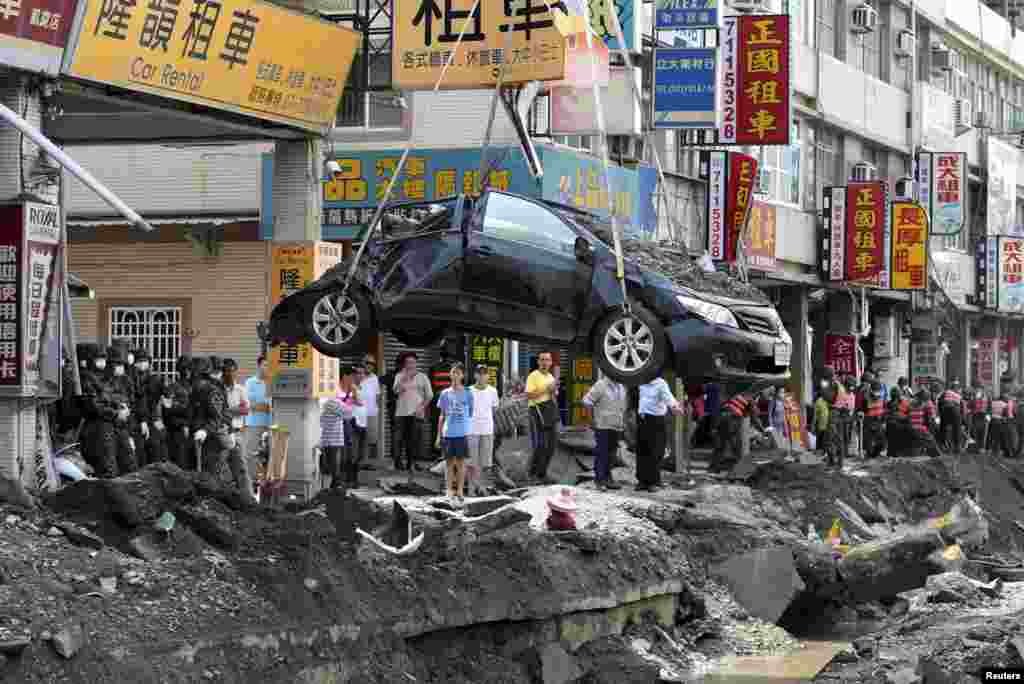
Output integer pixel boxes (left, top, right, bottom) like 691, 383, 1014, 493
228, 433, 238, 450
129, 437, 136, 452
194, 429, 207, 443
184, 427, 190, 438
117, 407, 130, 422
140, 422, 149, 439
154, 420, 165, 431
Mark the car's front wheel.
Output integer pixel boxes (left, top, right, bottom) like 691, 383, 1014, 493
304, 288, 372, 357
592, 303, 668, 386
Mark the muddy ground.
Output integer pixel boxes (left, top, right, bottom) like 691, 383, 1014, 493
1, 449, 1023, 683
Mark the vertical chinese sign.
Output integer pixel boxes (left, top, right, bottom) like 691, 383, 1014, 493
746, 201, 777, 271
268, 244, 315, 383
821, 186, 847, 281
702, 150, 757, 263
998, 237, 1024, 314
23, 203, 60, 388
0, 219, 19, 388
824, 333, 857, 377
720, 14, 791, 146
845, 181, 886, 282
782, 391, 808, 449
469, 335, 504, 392
0, 201, 60, 393
890, 202, 928, 290
571, 356, 594, 426
975, 338, 997, 388
917, 152, 966, 235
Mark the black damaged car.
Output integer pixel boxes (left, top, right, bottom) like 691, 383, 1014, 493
267, 190, 791, 385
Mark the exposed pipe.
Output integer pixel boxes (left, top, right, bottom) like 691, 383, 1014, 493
0, 102, 154, 232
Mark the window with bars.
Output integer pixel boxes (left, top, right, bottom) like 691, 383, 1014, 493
108, 307, 182, 383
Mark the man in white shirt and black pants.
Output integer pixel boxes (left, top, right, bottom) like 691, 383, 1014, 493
636, 377, 684, 492
360, 356, 381, 460
223, 358, 256, 506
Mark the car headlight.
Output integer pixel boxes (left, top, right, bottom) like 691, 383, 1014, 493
677, 295, 739, 328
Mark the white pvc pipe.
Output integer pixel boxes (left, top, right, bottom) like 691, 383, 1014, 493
0, 101, 154, 232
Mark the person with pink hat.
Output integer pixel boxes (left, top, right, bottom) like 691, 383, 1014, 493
546, 487, 578, 531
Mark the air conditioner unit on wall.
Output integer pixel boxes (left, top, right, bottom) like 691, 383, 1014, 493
851, 3, 878, 34
895, 29, 916, 58
730, 0, 769, 13
931, 44, 954, 73
954, 98, 973, 132
851, 162, 877, 182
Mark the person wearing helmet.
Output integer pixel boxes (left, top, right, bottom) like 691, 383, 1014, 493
106, 345, 138, 474
78, 344, 120, 478
909, 387, 942, 458
968, 388, 989, 452
886, 386, 911, 458
939, 379, 964, 455
190, 355, 233, 485
132, 348, 166, 465
861, 381, 886, 459
995, 389, 1018, 458
165, 355, 194, 469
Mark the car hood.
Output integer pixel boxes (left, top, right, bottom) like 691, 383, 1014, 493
612, 240, 771, 306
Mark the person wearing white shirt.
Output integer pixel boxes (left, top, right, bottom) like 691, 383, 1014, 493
467, 364, 500, 494
636, 377, 684, 492
222, 358, 256, 505
353, 363, 372, 467
360, 355, 381, 459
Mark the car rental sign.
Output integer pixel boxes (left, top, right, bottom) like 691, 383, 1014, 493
392, 0, 569, 90
63, 0, 359, 134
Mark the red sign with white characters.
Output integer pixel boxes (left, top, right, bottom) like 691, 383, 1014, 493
724, 152, 758, 263
845, 181, 886, 281
825, 333, 858, 377
720, 14, 791, 146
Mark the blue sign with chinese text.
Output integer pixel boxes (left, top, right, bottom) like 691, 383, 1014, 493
652, 47, 717, 129
655, 0, 718, 29
540, 147, 657, 239
319, 147, 536, 240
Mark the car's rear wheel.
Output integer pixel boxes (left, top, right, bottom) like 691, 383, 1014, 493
593, 303, 668, 386
304, 288, 372, 357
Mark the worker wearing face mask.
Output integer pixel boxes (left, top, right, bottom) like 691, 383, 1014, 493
106, 344, 137, 474
190, 356, 233, 485
79, 344, 120, 478
132, 348, 167, 465
165, 355, 194, 469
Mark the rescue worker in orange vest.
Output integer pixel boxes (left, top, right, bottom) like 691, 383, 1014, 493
824, 368, 854, 468
886, 387, 912, 457
860, 381, 886, 459
969, 389, 989, 452
939, 379, 964, 455
910, 388, 942, 458
712, 388, 760, 473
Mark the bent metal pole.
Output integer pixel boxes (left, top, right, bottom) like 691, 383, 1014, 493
339, 0, 482, 301
0, 101, 154, 233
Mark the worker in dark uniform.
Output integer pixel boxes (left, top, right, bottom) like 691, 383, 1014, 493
910, 388, 942, 458
428, 338, 458, 460
165, 355, 194, 470
712, 388, 758, 473
861, 381, 886, 459
55, 345, 83, 438
190, 356, 233, 485
79, 344, 120, 478
106, 345, 137, 474
939, 379, 964, 455
133, 348, 167, 464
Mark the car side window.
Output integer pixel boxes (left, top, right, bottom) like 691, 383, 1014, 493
482, 193, 578, 255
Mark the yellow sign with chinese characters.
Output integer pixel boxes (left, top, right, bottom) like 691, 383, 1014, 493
64, 0, 359, 134
393, 0, 570, 90
268, 241, 342, 398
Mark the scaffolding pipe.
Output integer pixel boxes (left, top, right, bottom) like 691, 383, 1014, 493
0, 102, 154, 232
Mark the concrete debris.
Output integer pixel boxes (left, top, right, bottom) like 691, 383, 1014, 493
710, 547, 805, 624
99, 577, 117, 594
55, 522, 105, 550
127, 535, 163, 562
379, 477, 436, 497
175, 500, 239, 550
535, 643, 582, 684
838, 529, 946, 602
51, 623, 85, 659
0, 476, 36, 509
924, 573, 989, 607
834, 498, 879, 540
885, 667, 923, 684
47, 526, 64, 537
0, 638, 30, 656
463, 496, 518, 518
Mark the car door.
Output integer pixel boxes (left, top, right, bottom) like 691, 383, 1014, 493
375, 202, 471, 328
463, 192, 594, 342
